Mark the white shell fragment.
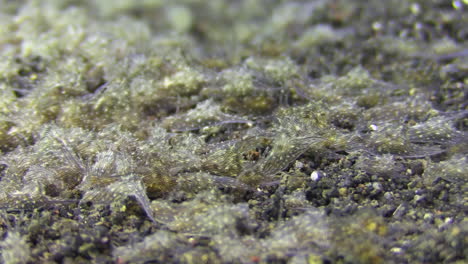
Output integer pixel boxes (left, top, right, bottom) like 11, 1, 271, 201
369, 124, 378, 131
311, 170, 321, 181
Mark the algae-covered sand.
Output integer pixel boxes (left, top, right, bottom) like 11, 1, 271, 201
0, 0, 467, 263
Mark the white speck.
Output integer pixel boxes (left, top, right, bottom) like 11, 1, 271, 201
384, 192, 393, 200
311, 171, 320, 181
391, 247, 403, 254
372, 182, 382, 191
438, 217, 454, 230
295, 161, 304, 169
452, 0, 463, 9
372, 21, 382, 31
369, 124, 378, 131
410, 3, 421, 15
414, 22, 423, 31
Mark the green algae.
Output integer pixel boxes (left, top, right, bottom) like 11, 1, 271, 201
0, 0, 467, 263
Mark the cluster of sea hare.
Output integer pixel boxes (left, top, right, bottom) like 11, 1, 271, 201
0, 0, 466, 263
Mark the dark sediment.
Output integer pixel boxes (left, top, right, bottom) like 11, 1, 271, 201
0, 1, 466, 263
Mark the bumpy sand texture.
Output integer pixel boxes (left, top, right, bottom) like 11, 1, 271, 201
0, 1, 466, 263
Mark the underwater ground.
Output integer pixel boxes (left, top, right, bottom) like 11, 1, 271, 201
0, 0, 467, 263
